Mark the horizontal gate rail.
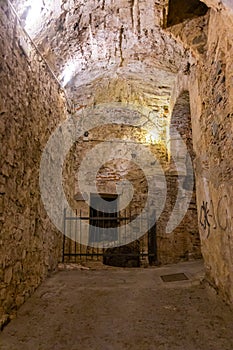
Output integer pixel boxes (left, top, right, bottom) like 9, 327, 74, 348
62, 208, 157, 265
64, 217, 129, 221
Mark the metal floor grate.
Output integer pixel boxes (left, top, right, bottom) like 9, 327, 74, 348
160, 273, 189, 282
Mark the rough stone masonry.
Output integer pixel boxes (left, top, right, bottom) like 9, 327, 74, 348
0, 0, 233, 330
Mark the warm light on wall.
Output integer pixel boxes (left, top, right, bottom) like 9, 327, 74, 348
25, 0, 43, 33
60, 59, 80, 87
145, 129, 160, 144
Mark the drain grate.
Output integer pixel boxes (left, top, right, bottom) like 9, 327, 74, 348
160, 273, 189, 282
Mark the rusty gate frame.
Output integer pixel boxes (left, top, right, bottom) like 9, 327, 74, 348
62, 208, 157, 265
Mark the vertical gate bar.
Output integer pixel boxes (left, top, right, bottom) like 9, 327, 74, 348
97, 213, 99, 261
124, 208, 127, 245
68, 208, 72, 261
147, 207, 149, 262
91, 214, 93, 262
75, 209, 77, 262
62, 208, 66, 263
94, 221, 99, 260
109, 206, 111, 250
129, 204, 131, 247
154, 209, 157, 262
145, 210, 147, 258
93, 217, 95, 261
133, 207, 135, 255
79, 209, 83, 262
102, 210, 105, 261
148, 209, 157, 265
92, 216, 95, 261
141, 209, 144, 259
148, 209, 150, 264
100, 211, 103, 261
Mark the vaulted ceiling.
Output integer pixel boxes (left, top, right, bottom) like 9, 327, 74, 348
11, 0, 230, 111
9, 1, 180, 107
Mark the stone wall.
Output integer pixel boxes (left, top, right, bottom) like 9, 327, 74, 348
62, 114, 201, 265
156, 90, 201, 263
191, 9, 233, 304
62, 123, 163, 260
0, 1, 67, 328
167, 7, 233, 304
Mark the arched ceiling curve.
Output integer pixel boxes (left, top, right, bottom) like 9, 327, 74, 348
10, 0, 231, 109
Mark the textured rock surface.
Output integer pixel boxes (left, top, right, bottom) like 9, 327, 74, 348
62, 119, 200, 265
168, 6, 233, 303
0, 1, 67, 328
11, 0, 192, 110
1, 0, 232, 325
190, 9, 233, 304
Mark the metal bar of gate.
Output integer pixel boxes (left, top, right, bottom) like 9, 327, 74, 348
65, 217, 129, 220
62, 208, 66, 263
62, 208, 157, 263
148, 209, 157, 264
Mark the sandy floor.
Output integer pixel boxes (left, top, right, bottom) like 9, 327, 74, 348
0, 260, 233, 350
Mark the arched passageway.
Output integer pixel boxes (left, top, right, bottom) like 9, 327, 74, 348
0, 0, 233, 339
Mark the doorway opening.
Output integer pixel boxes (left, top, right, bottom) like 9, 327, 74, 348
89, 193, 118, 244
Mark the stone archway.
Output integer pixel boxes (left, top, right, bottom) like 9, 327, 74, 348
156, 90, 202, 264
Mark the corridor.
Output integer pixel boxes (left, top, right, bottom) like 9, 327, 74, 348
1, 0, 233, 346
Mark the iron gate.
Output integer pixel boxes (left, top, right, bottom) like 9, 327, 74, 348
62, 207, 157, 266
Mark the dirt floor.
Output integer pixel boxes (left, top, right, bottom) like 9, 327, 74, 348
0, 260, 233, 350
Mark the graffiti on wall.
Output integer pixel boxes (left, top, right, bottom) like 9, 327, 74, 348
200, 201, 211, 238
199, 194, 232, 239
